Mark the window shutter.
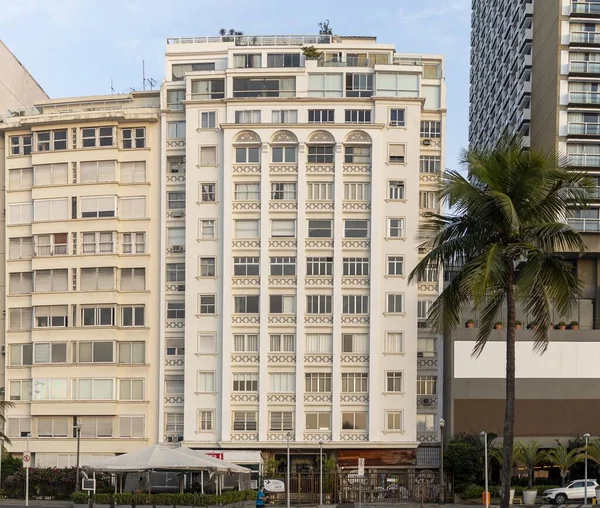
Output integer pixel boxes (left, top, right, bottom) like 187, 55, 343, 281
389, 144, 406, 158
9, 309, 23, 330
52, 163, 68, 184
131, 416, 144, 437
34, 344, 51, 363
80, 417, 95, 437
22, 203, 33, 224
35, 271, 51, 292
34, 165, 51, 186
9, 170, 22, 190
9, 239, 21, 259
133, 269, 145, 290
121, 162, 133, 182
33, 200, 51, 222
98, 196, 115, 215
200, 147, 216, 166
80, 197, 96, 215
132, 379, 144, 399
50, 199, 68, 220
22, 238, 33, 257
120, 198, 133, 218
80, 162, 97, 183
53, 270, 68, 292
80, 268, 96, 291
53, 417, 69, 437
97, 417, 113, 437
98, 268, 115, 290
37, 418, 53, 437
98, 161, 116, 182
133, 162, 146, 182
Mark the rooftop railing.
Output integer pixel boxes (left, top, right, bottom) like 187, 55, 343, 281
167, 35, 332, 46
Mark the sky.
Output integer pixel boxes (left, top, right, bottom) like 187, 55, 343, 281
0, 0, 471, 169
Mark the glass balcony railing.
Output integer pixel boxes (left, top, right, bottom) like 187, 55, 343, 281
572, 1, 600, 14
568, 153, 600, 166
569, 91, 600, 104
570, 61, 600, 73
568, 218, 600, 231
568, 122, 600, 135
571, 31, 600, 44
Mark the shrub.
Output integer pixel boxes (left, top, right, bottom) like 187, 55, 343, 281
93, 493, 112, 504
114, 492, 134, 505
445, 439, 484, 492
71, 491, 89, 504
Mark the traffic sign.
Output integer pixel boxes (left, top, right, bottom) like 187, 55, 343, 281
357, 458, 365, 477
23, 451, 31, 469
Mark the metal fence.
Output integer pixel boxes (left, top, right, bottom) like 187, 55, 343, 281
260, 472, 452, 505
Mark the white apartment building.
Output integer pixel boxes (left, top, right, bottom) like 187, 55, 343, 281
0, 92, 162, 466
161, 34, 445, 469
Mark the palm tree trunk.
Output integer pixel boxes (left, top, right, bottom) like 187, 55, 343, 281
500, 266, 517, 508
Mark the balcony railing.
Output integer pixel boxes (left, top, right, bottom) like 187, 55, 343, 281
568, 122, 600, 135
571, 31, 600, 44
568, 153, 600, 166
167, 34, 332, 46
567, 218, 600, 231
572, 1, 600, 14
569, 91, 600, 104
570, 61, 600, 73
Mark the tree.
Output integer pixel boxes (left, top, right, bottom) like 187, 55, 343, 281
409, 136, 592, 508
547, 443, 582, 486
444, 436, 484, 491
515, 441, 547, 488
318, 20, 333, 35
219, 28, 243, 36
580, 437, 600, 480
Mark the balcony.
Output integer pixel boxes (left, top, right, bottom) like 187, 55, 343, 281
569, 91, 600, 105
568, 153, 600, 166
568, 122, 600, 135
572, 1, 600, 15
568, 218, 600, 231
571, 31, 600, 44
167, 34, 332, 46
569, 61, 600, 74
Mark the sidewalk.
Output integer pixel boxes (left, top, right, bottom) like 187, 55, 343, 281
0, 501, 71, 507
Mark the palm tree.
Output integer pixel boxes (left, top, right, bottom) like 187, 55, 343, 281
547, 443, 582, 486
409, 136, 592, 508
0, 400, 14, 445
515, 441, 547, 488
585, 437, 600, 465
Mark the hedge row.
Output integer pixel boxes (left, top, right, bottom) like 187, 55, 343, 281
72, 489, 257, 506
460, 484, 562, 499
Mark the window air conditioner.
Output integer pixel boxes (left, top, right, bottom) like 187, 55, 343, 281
422, 398, 432, 406
422, 139, 432, 146
172, 245, 184, 254
172, 210, 185, 218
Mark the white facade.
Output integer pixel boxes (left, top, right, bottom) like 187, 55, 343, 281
160, 34, 445, 459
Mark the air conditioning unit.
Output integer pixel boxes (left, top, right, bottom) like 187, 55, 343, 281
1, 346, 5, 355
0, 387, 5, 396
422, 398, 432, 406
417, 321, 429, 329
423, 211, 434, 217
166, 434, 184, 443
176, 284, 186, 292
417, 352, 424, 358
172, 210, 185, 218
422, 139, 433, 146
172, 245, 184, 254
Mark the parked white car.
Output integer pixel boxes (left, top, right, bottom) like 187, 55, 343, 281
543, 480, 598, 504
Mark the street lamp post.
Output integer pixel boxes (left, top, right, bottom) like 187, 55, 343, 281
480, 431, 489, 508
75, 420, 82, 491
439, 418, 445, 504
319, 441, 323, 508
286, 432, 291, 508
584, 433, 591, 505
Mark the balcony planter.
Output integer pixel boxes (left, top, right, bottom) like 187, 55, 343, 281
570, 321, 579, 330
515, 321, 522, 330
558, 321, 567, 331
494, 322, 503, 330
523, 489, 537, 505
465, 320, 475, 329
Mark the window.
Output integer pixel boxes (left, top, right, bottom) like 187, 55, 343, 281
165, 378, 184, 395
270, 257, 296, 276
417, 375, 438, 395
344, 220, 369, 238
7, 417, 31, 438
118, 342, 145, 364
308, 220, 333, 238
73, 379, 114, 400
233, 373, 258, 392
308, 109, 335, 123
420, 156, 441, 173
386, 411, 403, 431
9, 344, 32, 366
344, 146, 371, 164
388, 181, 405, 200
119, 379, 144, 400
120, 161, 147, 183
34, 163, 68, 185
235, 146, 260, 164
119, 268, 146, 291
9, 167, 33, 190
342, 334, 368, 353
234, 257, 260, 276
198, 334, 216, 353
346, 73, 373, 97
272, 110, 298, 123
9, 307, 32, 331
345, 110, 372, 123
167, 89, 185, 109
307, 145, 334, 163
234, 295, 259, 314
306, 334, 333, 353
306, 295, 332, 314
418, 264, 439, 282
80, 161, 116, 183
33, 198, 69, 221
418, 337, 436, 357
388, 144, 406, 163
387, 256, 404, 276
233, 54, 262, 68
199, 257, 216, 277
420, 120, 441, 138
191, 79, 225, 100
376, 73, 419, 97
35, 233, 68, 257
269, 334, 295, 352
165, 412, 184, 433
9, 237, 34, 259
386, 332, 404, 353
10, 135, 32, 156
307, 182, 333, 200
81, 232, 115, 254
8, 201, 33, 225
166, 338, 185, 356
305, 373, 332, 392
306, 257, 333, 276
167, 228, 185, 247
234, 220, 260, 238
267, 53, 300, 67
200, 146, 217, 166
119, 416, 145, 438
270, 373, 295, 392
37, 417, 69, 438
233, 412, 257, 431
387, 293, 404, 313
343, 295, 369, 314
199, 295, 216, 314
198, 372, 216, 392
417, 414, 436, 432
122, 232, 145, 254
167, 301, 185, 319
308, 74, 343, 98
74, 341, 113, 363
386, 372, 403, 392
201, 111, 217, 129
234, 334, 259, 352
81, 196, 116, 218
9, 272, 33, 294
388, 218, 405, 238
200, 183, 216, 202
341, 411, 368, 430
270, 411, 293, 431
33, 378, 69, 400
200, 220, 217, 239
168, 191, 186, 209
198, 411, 214, 432
342, 372, 369, 393
271, 220, 296, 237
306, 412, 331, 431
343, 257, 369, 276
9, 380, 32, 401
172, 62, 215, 80
344, 182, 371, 201
122, 127, 146, 148
233, 77, 295, 98
269, 295, 296, 313
419, 191, 438, 209
81, 306, 116, 326
272, 146, 297, 163
121, 306, 145, 327
234, 183, 260, 201
34, 269, 68, 292
167, 121, 186, 139
271, 183, 297, 200
80, 267, 115, 290
390, 109, 406, 127
166, 263, 185, 283
81, 127, 114, 148
235, 110, 261, 124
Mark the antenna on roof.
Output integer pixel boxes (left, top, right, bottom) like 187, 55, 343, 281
111, 78, 115, 95
141, 60, 157, 91
147, 78, 157, 90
